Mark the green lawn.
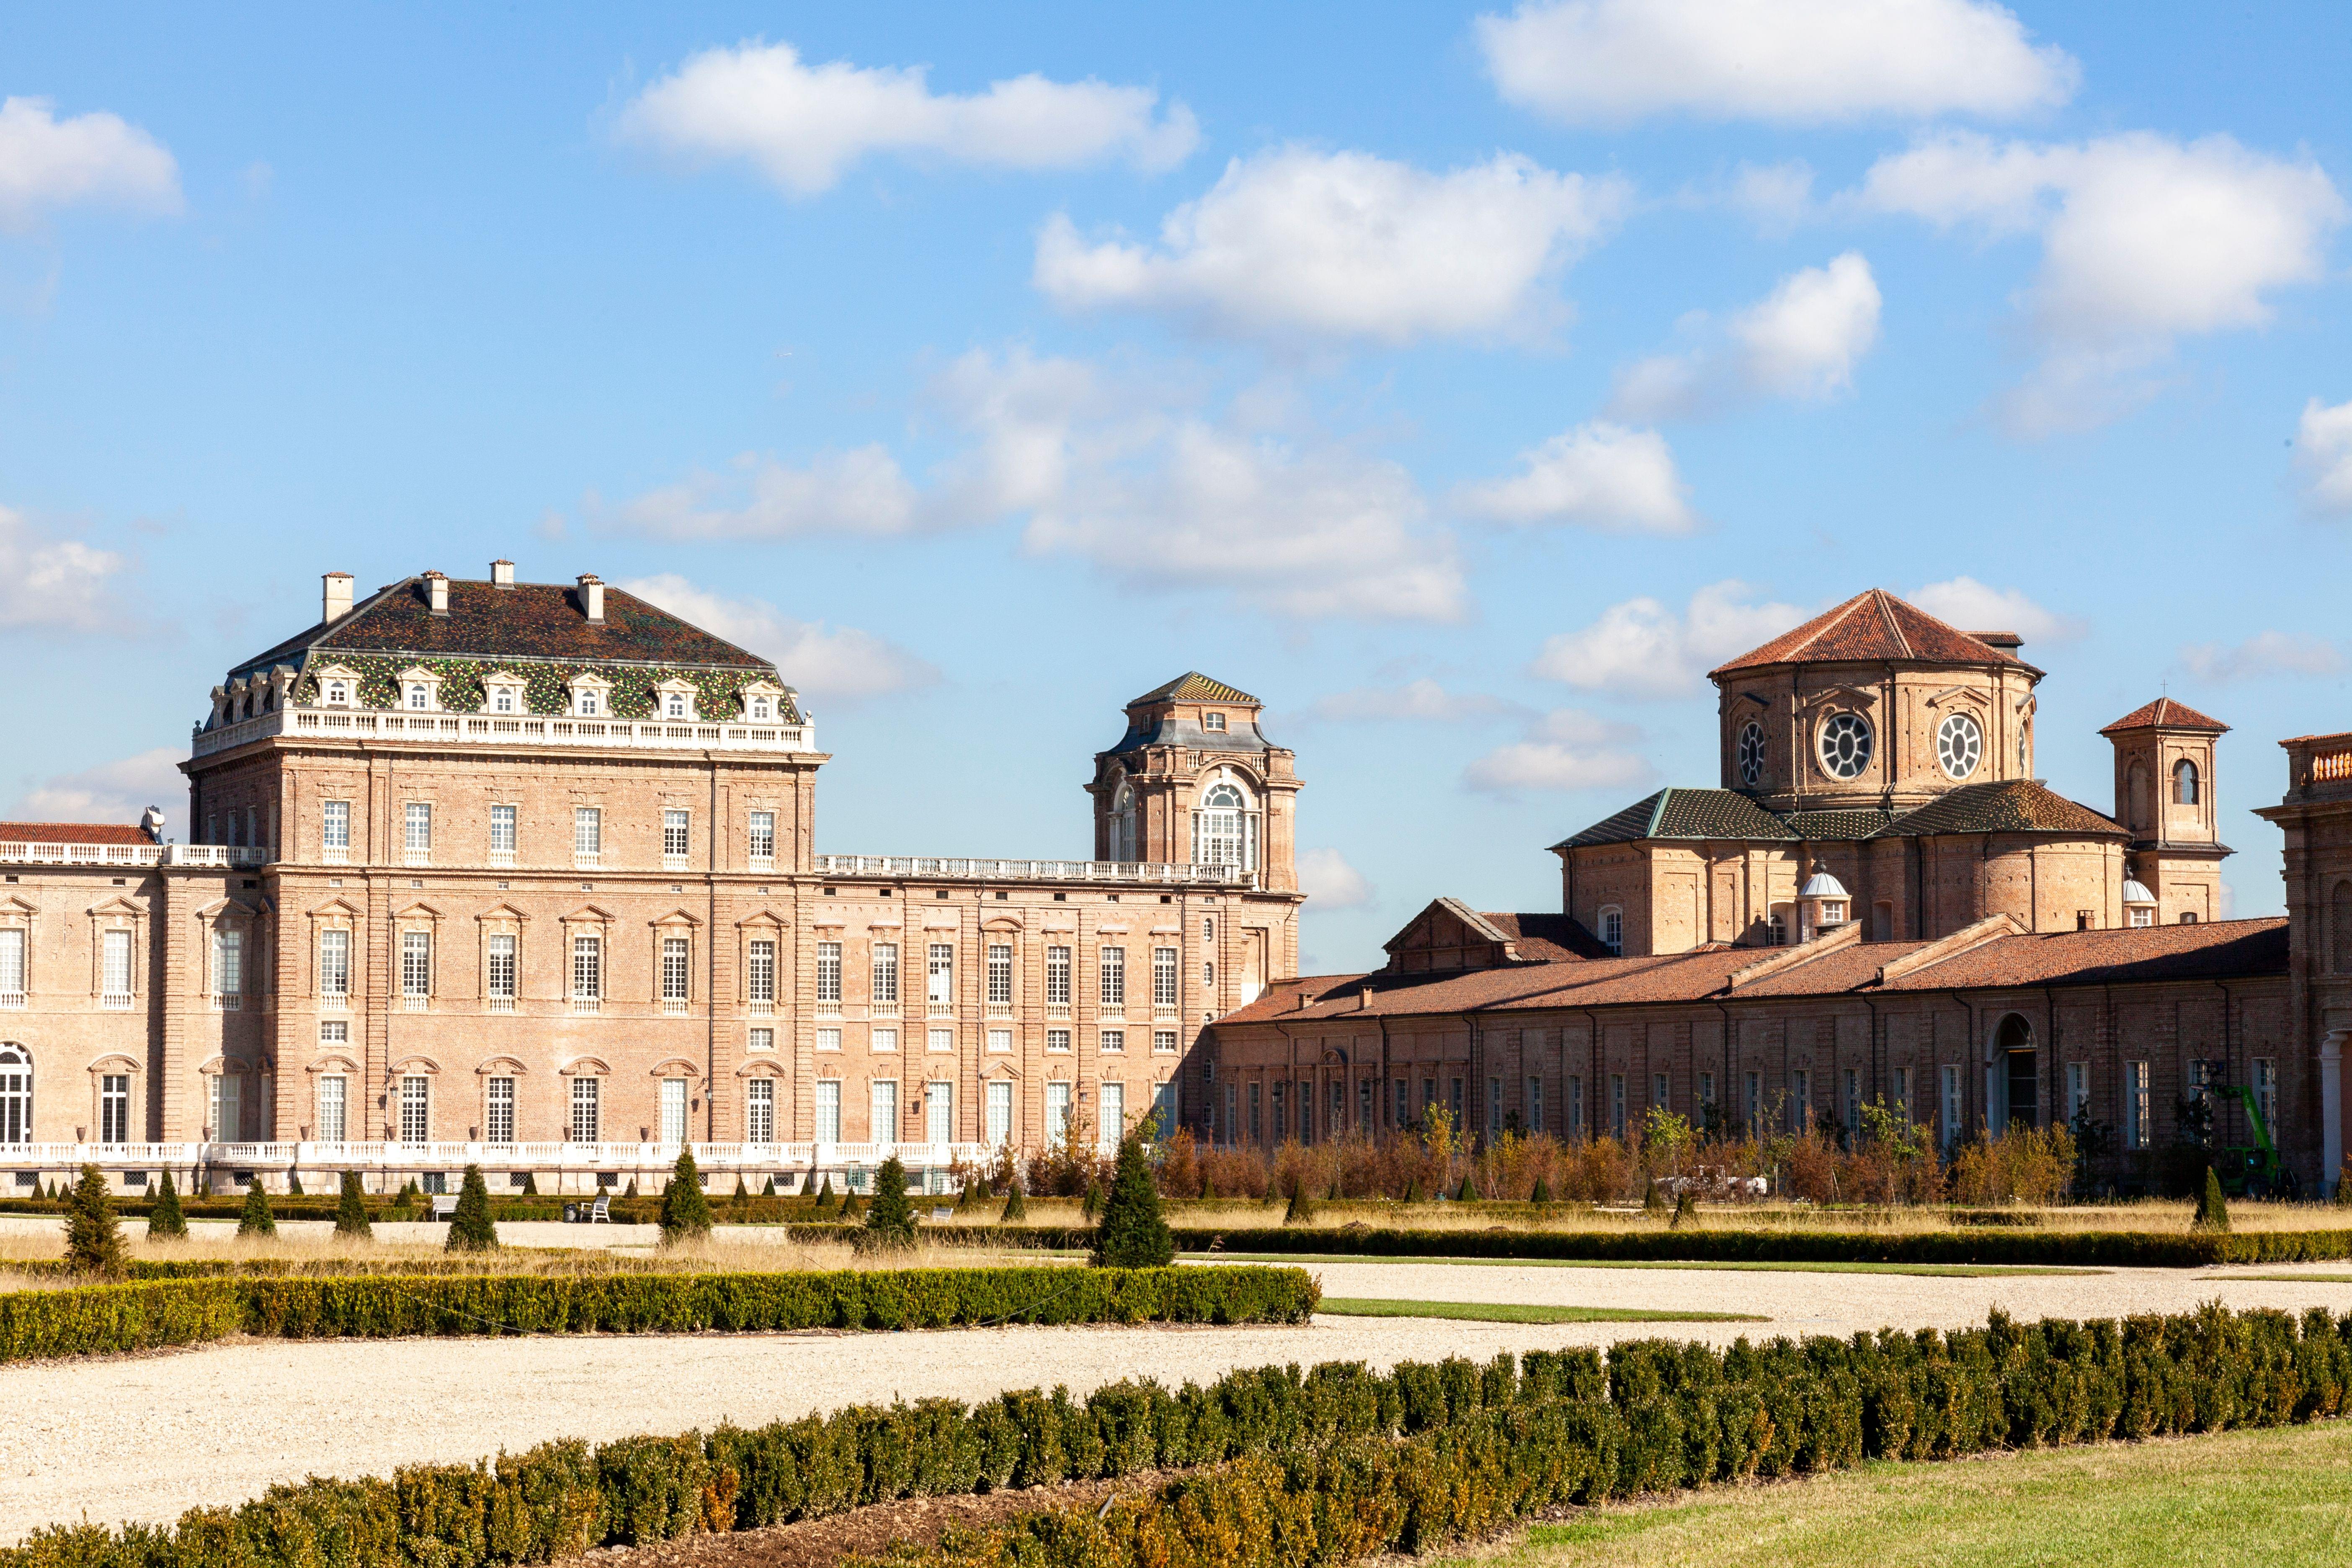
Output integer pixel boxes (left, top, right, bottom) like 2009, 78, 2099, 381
2205, 1272, 2352, 1284
1425, 1421, 2352, 1568
1314, 1298, 1761, 1324
1210, 1253, 2096, 1278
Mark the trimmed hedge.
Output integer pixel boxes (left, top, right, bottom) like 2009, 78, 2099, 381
0, 1266, 1318, 1363
8, 1302, 2352, 1568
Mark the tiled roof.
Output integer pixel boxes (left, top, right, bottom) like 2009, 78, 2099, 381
0, 821, 154, 845
1870, 780, 2124, 839
1479, 912, 1612, 962
230, 578, 774, 682
1552, 788, 1796, 849
1709, 589, 2030, 678
2101, 697, 2229, 735
1782, 807, 1898, 839
1131, 672, 1258, 705
1874, 918, 2287, 992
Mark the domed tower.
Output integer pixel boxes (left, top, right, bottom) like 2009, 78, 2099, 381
2102, 696, 2229, 925
1090, 673, 1300, 893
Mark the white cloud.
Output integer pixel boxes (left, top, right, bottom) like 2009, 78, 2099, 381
1455, 421, 1697, 532
2298, 397, 2352, 518
1610, 253, 1881, 419
1531, 581, 1808, 699
616, 574, 937, 702
1305, 679, 1524, 724
1463, 708, 1651, 795
1858, 132, 2347, 433
1907, 577, 2084, 645
616, 41, 1196, 196
1478, 0, 2077, 126
0, 97, 181, 230
2177, 631, 2343, 683
1034, 147, 1629, 343
594, 446, 921, 539
8, 746, 183, 825
1297, 847, 1375, 909
1726, 160, 1816, 234
0, 506, 129, 632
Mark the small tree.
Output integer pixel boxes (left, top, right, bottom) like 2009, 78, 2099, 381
521, 1171, 540, 1196
66, 1164, 127, 1278
2337, 1161, 2352, 1207
335, 1171, 373, 1240
1402, 1176, 1422, 1203
1670, 1191, 1699, 1231
237, 1176, 277, 1238
623, 1178, 640, 1200
2192, 1166, 2231, 1233
1644, 1179, 1670, 1217
840, 1188, 865, 1221
659, 1150, 714, 1244
147, 1169, 188, 1240
1284, 1179, 1316, 1226
954, 1175, 983, 1215
446, 1164, 498, 1252
286, 1169, 304, 1197
730, 1174, 750, 1220
1092, 1135, 1174, 1268
761, 1175, 776, 1197
863, 1155, 917, 1249
810, 1175, 837, 1217
1529, 1176, 1551, 1204
1001, 1177, 1029, 1222
1453, 1173, 1473, 1203
1081, 1179, 1102, 1221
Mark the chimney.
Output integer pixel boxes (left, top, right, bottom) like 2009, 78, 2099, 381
424, 570, 449, 616
322, 572, 354, 625
577, 573, 605, 623
1970, 630, 2024, 656
490, 558, 515, 588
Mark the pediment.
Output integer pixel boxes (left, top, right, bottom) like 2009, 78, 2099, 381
84, 1052, 141, 1074
562, 903, 616, 924
1797, 684, 1880, 715
650, 907, 703, 929
1925, 686, 1992, 712
195, 895, 261, 921
558, 1055, 612, 1076
475, 1055, 529, 1075
387, 1054, 442, 1076
308, 1053, 362, 1074
307, 896, 365, 919
0, 895, 35, 919
394, 900, 445, 922
982, 916, 1025, 933
1733, 690, 1770, 710
649, 1057, 703, 1078
475, 902, 531, 924
737, 908, 785, 929
735, 1059, 785, 1077
85, 895, 144, 920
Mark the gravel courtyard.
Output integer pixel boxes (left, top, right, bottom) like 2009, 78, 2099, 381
8, 1256, 2352, 1542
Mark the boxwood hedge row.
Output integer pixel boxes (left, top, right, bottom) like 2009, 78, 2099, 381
6, 1302, 2349, 1568
0, 1266, 1318, 1363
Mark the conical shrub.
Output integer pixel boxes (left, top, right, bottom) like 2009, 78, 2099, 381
335, 1170, 373, 1240
1284, 1180, 1315, 1226
1529, 1176, 1552, 1204
520, 1171, 539, 1196
286, 1169, 304, 1197
1402, 1176, 1421, 1203
1670, 1191, 1698, 1230
810, 1175, 837, 1217
1001, 1179, 1028, 1222
1081, 1180, 1102, 1221
237, 1177, 277, 1238
862, 1156, 917, 1250
147, 1170, 188, 1240
1092, 1135, 1174, 1268
2193, 1166, 2231, 1233
66, 1164, 127, 1278
954, 1176, 982, 1215
658, 1150, 713, 1244
1644, 1180, 1670, 1217
1454, 1174, 1473, 1202
446, 1164, 498, 1252
761, 1175, 776, 1197
840, 1189, 864, 1222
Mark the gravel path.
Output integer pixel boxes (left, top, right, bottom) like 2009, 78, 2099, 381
9, 1260, 2352, 1542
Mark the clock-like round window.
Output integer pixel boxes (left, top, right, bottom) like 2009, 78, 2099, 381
1736, 722, 1765, 786
1936, 712, 1983, 780
1818, 712, 1873, 780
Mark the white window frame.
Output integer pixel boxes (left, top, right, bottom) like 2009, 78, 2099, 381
1153, 1029, 1177, 1055
317, 1074, 348, 1144
1099, 946, 1126, 1008
322, 799, 351, 862
573, 807, 601, 869
663, 809, 690, 868
1152, 946, 1178, 1011
747, 937, 775, 1014
746, 1078, 775, 1142
2126, 1060, 2151, 1149
401, 930, 430, 1009
570, 934, 602, 1011
213, 927, 244, 1008
986, 943, 1013, 1012
489, 803, 517, 862
748, 810, 776, 868
986, 1079, 1013, 1146
1046, 945, 1072, 1012
928, 1026, 954, 1054
988, 1027, 1013, 1054
399, 1075, 429, 1143
816, 1079, 841, 1143
660, 1077, 688, 1145
662, 936, 691, 1012
872, 1078, 899, 1148
871, 943, 900, 1009
1046, 1081, 1072, 1146
100, 1072, 130, 1144
484, 1076, 514, 1144
1101, 1028, 1125, 1053
404, 801, 433, 863
815, 941, 842, 1010
487, 933, 516, 1010
319, 928, 350, 1008
927, 942, 953, 1011
1599, 907, 1623, 955
570, 1075, 600, 1143
101, 927, 133, 1007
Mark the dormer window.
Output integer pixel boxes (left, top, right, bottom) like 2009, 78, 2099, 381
327, 681, 348, 704
735, 678, 788, 726
749, 696, 771, 720
406, 683, 429, 710
394, 666, 442, 713
479, 670, 526, 717
565, 671, 614, 719
313, 665, 364, 709
577, 690, 600, 717
666, 693, 687, 718
654, 678, 699, 722
493, 687, 516, 713
1202, 712, 1227, 732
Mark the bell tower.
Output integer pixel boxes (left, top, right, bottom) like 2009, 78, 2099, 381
2102, 696, 2229, 924
1090, 672, 1299, 893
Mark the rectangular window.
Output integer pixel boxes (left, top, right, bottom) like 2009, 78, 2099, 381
2067, 1061, 2090, 1126
485, 1077, 513, 1144
872, 1026, 899, 1053
928, 1026, 953, 1053
748, 1026, 774, 1052
816, 1026, 841, 1052
1488, 1076, 1502, 1137
487, 934, 516, 1001
816, 941, 842, 1006
571, 934, 601, 1001
570, 1076, 600, 1143
1046, 1081, 1072, 1145
401, 931, 430, 999
1100, 1081, 1124, 1152
317, 1075, 347, 1144
2255, 1057, 2278, 1136
405, 801, 433, 854
872, 1079, 899, 1146
816, 1079, 842, 1143
1224, 1082, 1238, 1145
490, 804, 516, 855
1153, 1029, 1177, 1054
660, 1078, 687, 1145
1943, 1064, 1965, 1150
1272, 1081, 1288, 1142
573, 807, 601, 860
322, 799, 351, 855
1450, 1076, 1464, 1127
986, 1080, 1013, 1145
209, 1074, 240, 1142
1655, 1071, 1670, 1113
400, 1075, 429, 1142
102, 927, 132, 1001
1527, 1076, 1544, 1134
662, 937, 690, 1005
1699, 1071, 1715, 1113
987, 1027, 1012, 1054
1153, 946, 1178, 1008
1791, 1069, 1811, 1131
746, 1078, 774, 1143
1610, 1073, 1626, 1140
1100, 1028, 1125, 1053
1746, 1071, 1761, 1135
663, 809, 690, 861
1394, 1078, 1408, 1131
1844, 1068, 1859, 1133
1046, 946, 1072, 1008
0, 927, 23, 1001
1249, 1081, 1263, 1142
987, 944, 1012, 1006
1298, 1080, 1314, 1144
871, 943, 899, 1006
101, 1074, 129, 1144
214, 928, 244, 1002
926, 1081, 952, 1145
1155, 1080, 1178, 1141
927, 943, 952, 1006
1099, 947, 1126, 1006
320, 1019, 347, 1045
1047, 1028, 1071, 1053
746, 937, 774, 1006
1891, 1066, 1908, 1117
1570, 1075, 1584, 1138
2122, 1060, 2149, 1148
748, 810, 776, 864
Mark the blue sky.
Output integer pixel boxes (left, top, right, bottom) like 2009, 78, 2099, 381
5, 1, 2351, 972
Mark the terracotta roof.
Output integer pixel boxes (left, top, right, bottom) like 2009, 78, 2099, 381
1875, 918, 2287, 991
1783, 807, 1898, 839
1478, 912, 1612, 962
0, 821, 154, 845
1709, 589, 2031, 678
2101, 697, 2229, 735
1131, 672, 1258, 705
1553, 788, 1795, 849
1869, 780, 2124, 839
230, 577, 774, 682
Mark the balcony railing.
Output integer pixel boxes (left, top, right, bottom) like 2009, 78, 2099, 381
813, 855, 1255, 886
193, 707, 815, 759
0, 1140, 994, 1176
0, 841, 270, 869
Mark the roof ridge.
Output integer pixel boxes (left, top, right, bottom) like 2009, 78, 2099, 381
1874, 588, 1914, 657
1723, 920, 1862, 990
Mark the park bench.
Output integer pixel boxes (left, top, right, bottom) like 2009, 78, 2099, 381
429, 1194, 458, 1221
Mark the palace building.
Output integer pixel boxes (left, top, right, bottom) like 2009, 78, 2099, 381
0, 565, 1300, 1194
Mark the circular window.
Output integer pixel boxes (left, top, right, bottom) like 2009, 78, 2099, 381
1817, 713, 1873, 780
1936, 712, 1983, 779
1736, 722, 1765, 787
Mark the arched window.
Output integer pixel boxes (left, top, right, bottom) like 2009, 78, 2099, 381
1110, 780, 1137, 863
1598, 906, 1623, 955
1192, 782, 1255, 869
2174, 759, 2200, 805
2333, 882, 2352, 973
0, 1044, 29, 1145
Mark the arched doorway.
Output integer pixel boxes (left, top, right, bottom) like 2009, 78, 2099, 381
1993, 1014, 2036, 1129
0, 1044, 28, 1145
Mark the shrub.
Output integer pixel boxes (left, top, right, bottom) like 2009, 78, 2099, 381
446, 1166, 499, 1253
335, 1171, 373, 1240
1403, 1177, 1422, 1203
237, 1179, 277, 1238
841, 1190, 864, 1222
147, 1170, 187, 1240
1082, 1181, 1102, 1221
1642, 1179, 1668, 1216
1454, 1175, 1472, 1202
863, 1157, 917, 1251
1001, 1180, 1028, 1223
624, 1178, 640, 1200
522, 1171, 540, 1196
810, 1176, 837, 1217
2194, 1166, 2231, 1233
65, 1165, 126, 1278
1093, 1137, 1173, 1269
761, 1176, 777, 1197
1529, 1177, 1550, 1204
659, 1152, 713, 1246
1284, 1181, 1315, 1226
286, 1170, 304, 1197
